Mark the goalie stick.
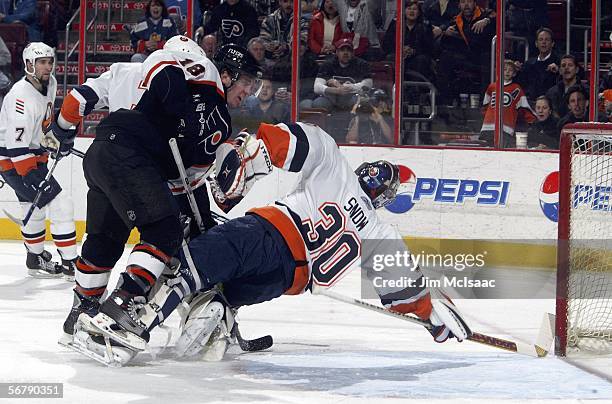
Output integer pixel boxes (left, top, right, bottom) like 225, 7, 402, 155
168, 139, 272, 352
319, 289, 554, 358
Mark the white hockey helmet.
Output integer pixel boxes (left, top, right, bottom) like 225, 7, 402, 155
164, 35, 206, 59
23, 42, 55, 76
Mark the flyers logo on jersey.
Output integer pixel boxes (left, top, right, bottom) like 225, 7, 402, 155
221, 19, 244, 38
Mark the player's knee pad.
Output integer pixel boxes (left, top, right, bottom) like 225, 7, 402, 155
81, 232, 126, 268
48, 192, 75, 234
138, 215, 183, 258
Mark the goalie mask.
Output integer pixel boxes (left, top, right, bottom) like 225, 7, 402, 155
22, 42, 55, 78
355, 160, 400, 209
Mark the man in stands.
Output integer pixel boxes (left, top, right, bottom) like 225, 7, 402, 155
202, 0, 259, 48
436, 0, 495, 104
312, 37, 372, 113
546, 54, 589, 118
516, 28, 560, 101
0, 0, 41, 41
558, 85, 588, 131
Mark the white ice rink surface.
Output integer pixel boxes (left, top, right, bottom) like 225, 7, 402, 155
0, 241, 611, 404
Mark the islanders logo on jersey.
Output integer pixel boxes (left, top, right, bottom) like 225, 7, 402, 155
539, 171, 559, 222
385, 165, 510, 214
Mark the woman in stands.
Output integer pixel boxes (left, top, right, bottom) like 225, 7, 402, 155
527, 95, 560, 149
130, 0, 179, 63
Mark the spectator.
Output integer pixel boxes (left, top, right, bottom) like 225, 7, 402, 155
346, 89, 393, 144
382, 0, 434, 80
507, 0, 548, 57
0, 0, 41, 41
247, 36, 275, 71
436, 0, 495, 104
166, 0, 202, 31
334, 0, 381, 60
515, 28, 560, 101
558, 85, 588, 131
271, 33, 319, 108
312, 37, 373, 112
308, 0, 343, 56
602, 89, 612, 123
424, 0, 460, 40
527, 95, 560, 149
203, 0, 259, 48
199, 34, 217, 59
479, 60, 535, 147
244, 77, 290, 124
545, 54, 589, 118
260, 0, 307, 62
0, 35, 11, 108
301, 0, 319, 20
130, 0, 179, 63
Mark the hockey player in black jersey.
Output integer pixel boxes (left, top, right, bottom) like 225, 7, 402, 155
54, 43, 262, 352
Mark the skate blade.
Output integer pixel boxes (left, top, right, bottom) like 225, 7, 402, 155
201, 332, 229, 362
176, 303, 223, 358
64, 330, 129, 367
27, 269, 63, 279
81, 313, 147, 352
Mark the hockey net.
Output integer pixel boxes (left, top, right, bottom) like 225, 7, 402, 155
556, 123, 612, 356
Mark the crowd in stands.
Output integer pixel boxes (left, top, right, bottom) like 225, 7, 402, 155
0, 0, 610, 146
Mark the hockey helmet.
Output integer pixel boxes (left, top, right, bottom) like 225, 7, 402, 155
355, 160, 400, 209
164, 35, 206, 59
23, 42, 55, 77
214, 43, 263, 82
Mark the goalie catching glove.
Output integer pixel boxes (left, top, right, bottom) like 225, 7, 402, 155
214, 132, 273, 200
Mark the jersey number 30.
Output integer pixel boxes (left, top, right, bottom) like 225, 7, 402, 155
299, 203, 361, 287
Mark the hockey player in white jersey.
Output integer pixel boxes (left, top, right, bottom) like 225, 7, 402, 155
0, 42, 78, 279
77, 122, 471, 364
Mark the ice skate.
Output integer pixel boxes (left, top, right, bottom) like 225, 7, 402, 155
85, 288, 150, 352
61, 257, 77, 281
26, 250, 63, 278
66, 314, 137, 367
59, 291, 100, 346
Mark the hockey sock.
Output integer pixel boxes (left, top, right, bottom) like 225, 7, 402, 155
75, 257, 113, 299
49, 192, 77, 259
52, 231, 77, 260
125, 243, 171, 295
21, 202, 46, 255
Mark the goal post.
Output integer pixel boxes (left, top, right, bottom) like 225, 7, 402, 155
556, 122, 612, 356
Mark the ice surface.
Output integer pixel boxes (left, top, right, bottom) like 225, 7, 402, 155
0, 241, 610, 404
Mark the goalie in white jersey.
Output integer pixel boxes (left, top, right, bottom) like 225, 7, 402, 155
79, 122, 471, 363
0, 42, 78, 279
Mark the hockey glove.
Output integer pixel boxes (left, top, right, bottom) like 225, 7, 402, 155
209, 176, 243, 213
42, 120, 77, 159
23, 167, 62, 208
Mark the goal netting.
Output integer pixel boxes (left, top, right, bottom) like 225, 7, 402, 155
556, 123, 612, 356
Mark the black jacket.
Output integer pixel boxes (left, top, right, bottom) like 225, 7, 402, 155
516, 53, 560, 101
527, 116, 560, 149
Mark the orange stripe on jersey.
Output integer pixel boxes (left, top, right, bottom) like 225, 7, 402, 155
25, 235, 46, 244
60, 93, 84, 125
140, 60, 179, 88
256, 123, 291, 168
189, 80, 225, 99
249, 206, 308, 295
76, 285, 106, 297
134, 243, 171, 264
13, 156, 38, 176
55, 239, 76, 247
389, 293, 432, 320
127, 265, 156, 286
0, 158, 14, 171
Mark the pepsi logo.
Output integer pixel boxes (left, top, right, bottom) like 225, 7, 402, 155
539, 171, 559, 222
385, 165, 417, 213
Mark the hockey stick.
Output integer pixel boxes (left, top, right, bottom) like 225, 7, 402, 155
69, 148, 85, 158
3, 156, 61, 227
319, 289, 554, 358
